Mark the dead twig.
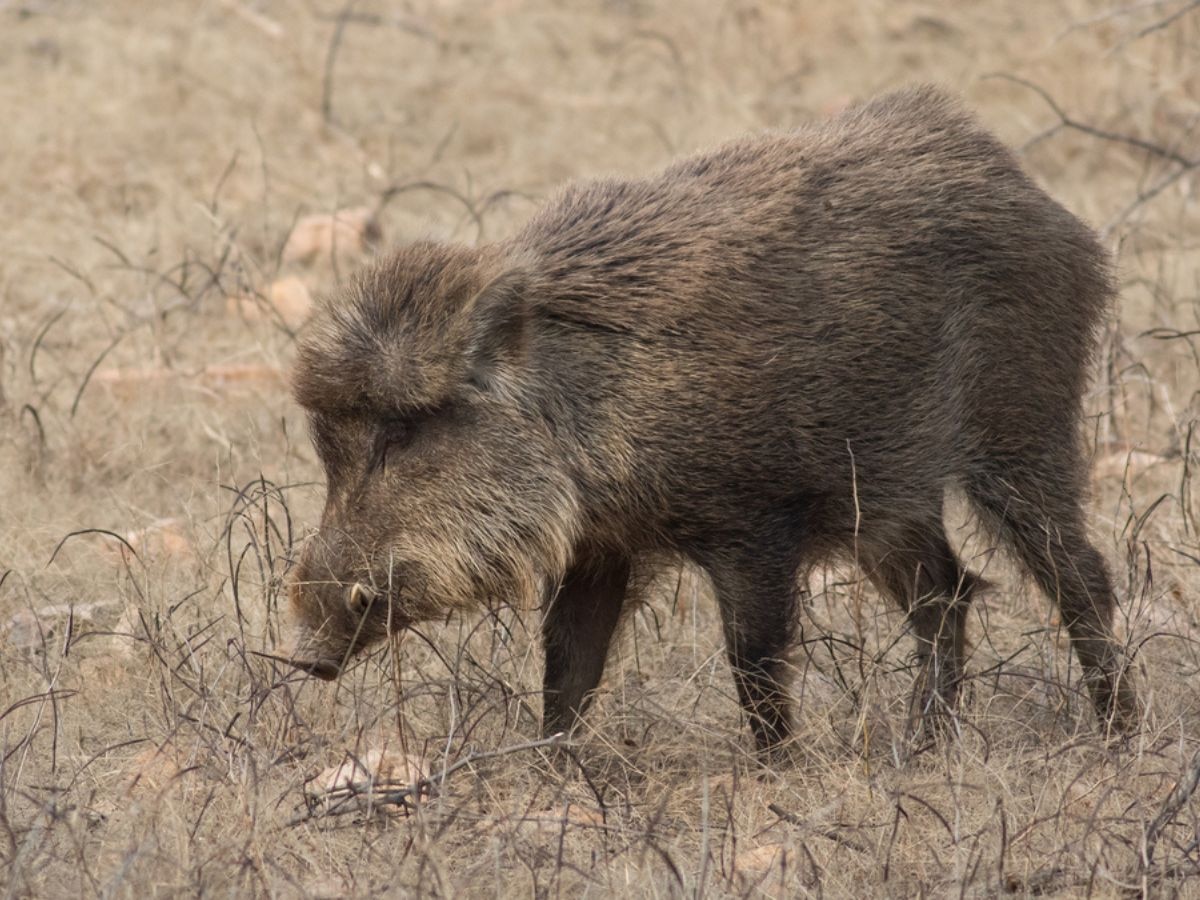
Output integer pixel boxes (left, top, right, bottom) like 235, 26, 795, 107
1124, 0, 1200, 46
1056, 0, 1180, 39
985, 73, 1197, 168
982, 74, 1199, 240
1141, 746, 1200, 870
46, 528, 139, 565
1104, 161, 1200, 237
375, 180, 486, 243
322, 0, 361, 127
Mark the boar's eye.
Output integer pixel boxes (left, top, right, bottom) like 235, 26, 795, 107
368, 404, 449, 474
371, 418, 415, 474
372, 408, 444, 475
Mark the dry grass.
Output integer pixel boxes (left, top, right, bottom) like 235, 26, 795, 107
1, 0, 1199, 896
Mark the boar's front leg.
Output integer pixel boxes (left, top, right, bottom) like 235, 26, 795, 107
541, 553, 632, 737
705, 555, 801, 755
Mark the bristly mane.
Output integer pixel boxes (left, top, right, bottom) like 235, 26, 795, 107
292, 242, 505, 418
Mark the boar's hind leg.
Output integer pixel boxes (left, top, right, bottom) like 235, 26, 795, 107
862, 524, 983, 730
706, 558, 800, 755
967, 470, 1139, 733
541, 553, 632, 738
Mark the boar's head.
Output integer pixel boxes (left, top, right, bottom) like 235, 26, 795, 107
282, 242, 580, 679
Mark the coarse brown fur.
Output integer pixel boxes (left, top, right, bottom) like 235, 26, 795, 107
286, 84, 1139, 753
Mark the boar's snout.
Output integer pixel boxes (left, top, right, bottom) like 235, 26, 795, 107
281, 536, 410, 680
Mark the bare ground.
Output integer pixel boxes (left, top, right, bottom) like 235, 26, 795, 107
1, 1, 1199, 896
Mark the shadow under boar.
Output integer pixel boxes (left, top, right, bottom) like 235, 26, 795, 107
283, 85, 1138, 753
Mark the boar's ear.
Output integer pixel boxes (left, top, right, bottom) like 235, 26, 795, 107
464, 268, 529, 390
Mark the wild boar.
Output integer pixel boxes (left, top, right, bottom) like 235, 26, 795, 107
283, 85, 1137, 753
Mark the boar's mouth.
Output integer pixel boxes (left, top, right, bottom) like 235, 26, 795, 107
284, 657, 341, 680
253, 650, 342, 681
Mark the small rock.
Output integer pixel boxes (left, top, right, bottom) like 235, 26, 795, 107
311, 746, 428, 811
283, 206, 380, 264
109, 518, 194, 563
226, 276, 313, 328
735, 842, 786, 877
122, 741, 203, 798
1, 601, 114, 651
